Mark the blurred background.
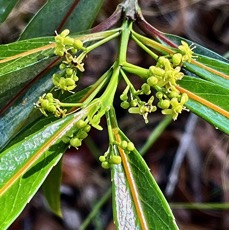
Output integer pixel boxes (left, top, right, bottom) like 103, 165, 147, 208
0, 0, 229, 229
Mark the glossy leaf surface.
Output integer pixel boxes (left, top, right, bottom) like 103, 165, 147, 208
0, 110, 87, 229
109, 107, 178, 230
20, 0, 104, 39
179, 76, 229, 134
112, 135, 178, 229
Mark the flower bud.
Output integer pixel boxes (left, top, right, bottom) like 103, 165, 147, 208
99, 156, 106, 162
172, 53, 182, 66
101, 161, 110, 169
127, 142, 135, 151
74, 39, 83, 49
109, 155, 122, 164
60, 29, 70, 37
70, 137, 82, 148
121, 140, 128, 149
147, 76, 158, 86
121, 101, 130, 109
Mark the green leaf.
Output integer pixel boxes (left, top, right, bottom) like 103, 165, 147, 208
107, 107, 178, 230
179, 76, 229, 134
0, 68, 56, 150
186, 99, 229, 135
180, 76, 229, 111
111, 132, 178, 229
0, 109, 87, 229
42, 158, 63, 217
0, 0, 20, 23
183, 60, 229, 90
0, 38, 55, 97
20, 0, 104, 39
163, 34, 228, 62
159, 33, 229, 89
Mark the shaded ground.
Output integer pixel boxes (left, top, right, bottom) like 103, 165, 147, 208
1, 0, 228, 229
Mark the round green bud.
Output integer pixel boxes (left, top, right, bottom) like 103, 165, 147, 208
72, 74, 79, 82
147, 76, 158, 86
66, 68, 73, 76
71, 48, 77, 54
109, 155, 122, 164
170, 98, 179, 107
101, 161, 110, 169
127, 142, 135, 151
120, 93, 128, 101
156, 92, 163, 99
60, 29, 70, 37
130, 99, 138, 107
172, 53, 183, 66
169, 91, 180, 98
158, 99, 170, 109
75, 119, 87, 129
47, 105, 56, 113
99, 156, 106, 162
41, 99, 49, 109
121, 140, 128, 149
83, 124, 91, 133
59, 77, 66, 87
59, 63, 66, 70
70, 137, 82, 148
77, 130, 88, 139
46, 93, 54, 102
121, 101, 130, 109
54, 48, 64, 57
74, 39, 83, 49
65, 78, 75, 86
141, 83, 151, 95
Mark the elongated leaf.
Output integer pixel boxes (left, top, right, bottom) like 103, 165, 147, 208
0, 38, 55, 96
179, 76, 229, 134
0, 109, 88, 229
163, 34, 228, 62
0, 68, 56, 150
196, 54, 229, 75
180, 76, 229, 111
0, 0, 20, 23
20, 0, 104, 39
42, 159, 63, 217
183, 61, 229, 90
112, 133, 178, 229
107, 106, 178, 230
186, 99, 229, 135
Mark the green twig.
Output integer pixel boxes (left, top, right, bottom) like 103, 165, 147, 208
132, 34, 158, 60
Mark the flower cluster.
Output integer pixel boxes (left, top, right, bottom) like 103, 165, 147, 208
120, 85, 157, 123
99, 140, 135, 169
35, 93, 67, 117
53, 29, 85, 92
62, 119, 91, 148
120, 41, 192, 120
